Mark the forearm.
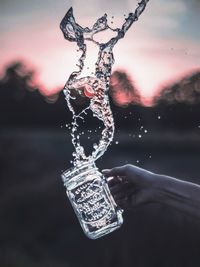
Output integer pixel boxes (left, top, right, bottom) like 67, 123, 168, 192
154, 174, 200, 220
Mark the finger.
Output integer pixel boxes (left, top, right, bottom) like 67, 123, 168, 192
102, 166, 127, 178
110, 184, 122, 195
106, 175, 120, 184
110, 182, 133, 195
102, 169, 110, 175
113, 188, 136, 202
116, 198, 129, 209
112, 193, 126, 205
113, 192, 127, 201
107, 176, 125, 187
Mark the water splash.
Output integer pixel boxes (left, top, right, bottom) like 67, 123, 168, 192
60, 0, 149, 166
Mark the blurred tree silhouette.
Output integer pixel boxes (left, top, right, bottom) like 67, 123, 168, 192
110, 70, 141, 106
0, 61, 37, 102
0, 60, 200, 132
0, 61, 143, 130
154, 72, 200, 105
0, 61, 68, 127
152, 71, 200, 131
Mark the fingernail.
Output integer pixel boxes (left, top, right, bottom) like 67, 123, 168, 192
102, 169, 110, 173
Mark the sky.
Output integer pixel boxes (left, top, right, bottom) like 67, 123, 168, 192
0, 0, 200, 102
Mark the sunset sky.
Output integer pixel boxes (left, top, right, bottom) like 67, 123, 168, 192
0, 0, 200, 102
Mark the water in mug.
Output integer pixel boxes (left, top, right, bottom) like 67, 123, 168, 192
62, 162, 123, 239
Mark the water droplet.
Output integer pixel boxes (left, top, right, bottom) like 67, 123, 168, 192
115, 141, 119, 145
144, 129, 148, 133
138, 134, 142, 138
158, 116, 161, 120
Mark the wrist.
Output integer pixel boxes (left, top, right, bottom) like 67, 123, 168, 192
140, 171, 164, 204
151, 173, 170, 204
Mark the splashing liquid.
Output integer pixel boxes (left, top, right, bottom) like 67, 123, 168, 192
60, 0, 149, 166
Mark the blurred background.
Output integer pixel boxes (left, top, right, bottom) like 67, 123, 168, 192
0, 0, 200, 267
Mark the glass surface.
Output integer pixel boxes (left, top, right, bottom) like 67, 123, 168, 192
62, 162, 123, 239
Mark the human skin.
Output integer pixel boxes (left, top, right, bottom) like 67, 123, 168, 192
102, 165, 200, 220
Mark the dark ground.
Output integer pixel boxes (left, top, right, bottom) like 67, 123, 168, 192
1, 128, 200, 267
1, 63, 200, 267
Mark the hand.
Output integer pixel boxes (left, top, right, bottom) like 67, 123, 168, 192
102, 164, 158, 210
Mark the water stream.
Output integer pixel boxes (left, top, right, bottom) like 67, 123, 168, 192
60, 0, 149, 166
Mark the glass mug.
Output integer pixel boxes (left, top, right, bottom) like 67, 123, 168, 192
61, 161, 123, 239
